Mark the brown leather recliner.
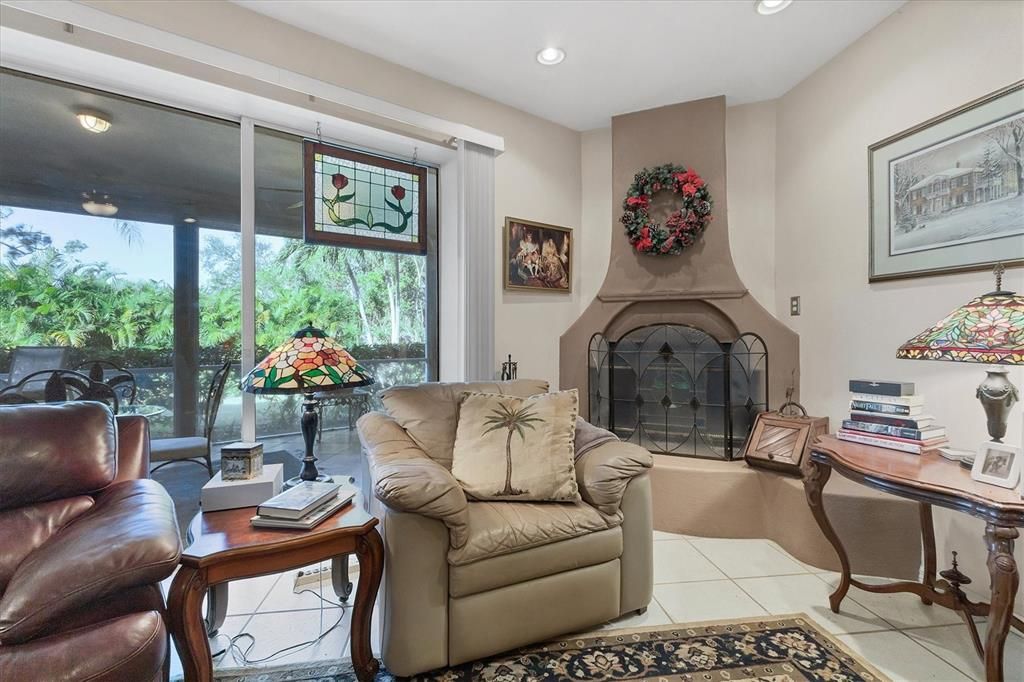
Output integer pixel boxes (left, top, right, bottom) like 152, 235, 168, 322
0, 402, 182, 682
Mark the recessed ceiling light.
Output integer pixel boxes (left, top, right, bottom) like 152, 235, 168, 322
76, 110, 112, 134
81, 191, 118, 217
755, 0, 792, 15
183, 217, 197, 224
536, 47, 566, 66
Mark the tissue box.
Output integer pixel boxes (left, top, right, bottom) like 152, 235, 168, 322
220, 441, 264, 480
202, 463, 283, 512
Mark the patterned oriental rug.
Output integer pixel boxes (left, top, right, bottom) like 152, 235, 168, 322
213, 614, 889, 682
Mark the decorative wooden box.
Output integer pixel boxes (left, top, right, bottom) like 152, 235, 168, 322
743, 411, 829, 476
220, 441, 264, 481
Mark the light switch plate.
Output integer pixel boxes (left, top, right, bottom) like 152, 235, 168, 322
790, 296, 801, 316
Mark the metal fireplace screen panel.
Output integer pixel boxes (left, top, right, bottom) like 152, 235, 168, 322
588, 325, 768, 461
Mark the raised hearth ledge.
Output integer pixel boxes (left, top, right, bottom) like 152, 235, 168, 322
650, 455, 922, 580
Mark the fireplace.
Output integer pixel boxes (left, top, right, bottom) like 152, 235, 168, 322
588, 324, 767, 460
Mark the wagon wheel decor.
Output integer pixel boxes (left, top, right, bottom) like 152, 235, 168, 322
621, 163, 713, 256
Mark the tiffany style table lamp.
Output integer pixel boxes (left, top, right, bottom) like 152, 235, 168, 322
242, 324, 373, 486
897, 264, 1022, 443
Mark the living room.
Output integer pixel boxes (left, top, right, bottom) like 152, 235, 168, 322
0, 1, 1021, 681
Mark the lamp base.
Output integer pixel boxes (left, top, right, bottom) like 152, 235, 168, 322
284, 473, 334, 490
977, 368, 1019, 443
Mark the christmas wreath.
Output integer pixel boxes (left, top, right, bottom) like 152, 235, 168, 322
621, 163, 713, 255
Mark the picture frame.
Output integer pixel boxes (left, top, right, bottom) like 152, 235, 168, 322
303, 140, 427, 254
868, 81, 1024, 282
503, 217, 573, 293
970, 440, 1021, 490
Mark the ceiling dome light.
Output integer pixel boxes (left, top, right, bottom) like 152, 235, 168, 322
81, 191, 118, 217
183, 217, 197, 224
76, 110, 112, 134
536, 47, 566, 66
756, 0, 793, 15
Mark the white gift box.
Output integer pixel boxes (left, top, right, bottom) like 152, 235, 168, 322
201, 463, 284, 512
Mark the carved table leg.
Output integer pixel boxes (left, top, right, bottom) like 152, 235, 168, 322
984, 524, 1019, 682
332, 553, 353, 602
168, 565, 213, 682
204, 582, 229, 635
803, 459, 852, 613
351, 529, 384, 682
920, 503, 937, 606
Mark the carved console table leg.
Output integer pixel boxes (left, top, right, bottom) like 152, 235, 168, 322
168, 566, 214, 682
803, 460, 852, 612
351, 529, 384, 682
920, 503, 937, 606
984, 524, 1019, 682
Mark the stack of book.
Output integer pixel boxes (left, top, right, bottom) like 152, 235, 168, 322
250, 480, 355, 530
837, 380, 948, 455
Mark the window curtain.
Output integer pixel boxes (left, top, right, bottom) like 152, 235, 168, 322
457, 140, 496, 381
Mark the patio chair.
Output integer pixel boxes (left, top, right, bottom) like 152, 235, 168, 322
76, 359, 138, 406
0, 369, 119, 413
3, 345, 70, 391
150, 361, 232, 476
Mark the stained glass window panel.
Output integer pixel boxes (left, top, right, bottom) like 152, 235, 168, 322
304, 141, 427, 254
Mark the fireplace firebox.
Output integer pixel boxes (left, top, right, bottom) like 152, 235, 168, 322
588, 324, 768, 460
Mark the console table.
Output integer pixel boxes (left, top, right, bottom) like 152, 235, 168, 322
168, 501, 383, 682
804, 435, 1023, 681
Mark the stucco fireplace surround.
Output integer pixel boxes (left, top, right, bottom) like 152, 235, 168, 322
559, 97, 922, 579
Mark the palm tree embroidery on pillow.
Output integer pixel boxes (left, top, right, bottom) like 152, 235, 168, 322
481, 401, 543, 496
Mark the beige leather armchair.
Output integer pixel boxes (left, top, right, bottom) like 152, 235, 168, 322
357, 380, 654, 677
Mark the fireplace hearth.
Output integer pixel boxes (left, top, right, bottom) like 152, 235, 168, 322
588, 324, 767, 460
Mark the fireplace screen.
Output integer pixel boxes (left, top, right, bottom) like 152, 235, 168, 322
588, 325, 768, 459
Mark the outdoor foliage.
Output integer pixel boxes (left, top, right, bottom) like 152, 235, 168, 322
0, 211, 428, 373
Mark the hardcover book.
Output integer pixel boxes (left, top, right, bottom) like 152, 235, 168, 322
849, 392, 924, 407
841, 419, 945, 441
837, 429, 945, 455
257, 481, 340, 520
849, 400, 922, 416
848, 380, 915, 397
848, 411, 935, 429
251, 488, 355, 530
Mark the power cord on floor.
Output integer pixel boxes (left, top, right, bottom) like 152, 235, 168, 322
210, 571, 350, 666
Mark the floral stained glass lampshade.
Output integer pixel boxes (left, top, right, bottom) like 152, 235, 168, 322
896, 266, 1022, 443
242, 324, 374, 394
242, 325, 373, 486
895, 291, 1024, 365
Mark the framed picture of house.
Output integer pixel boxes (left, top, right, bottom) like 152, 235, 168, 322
303, 141, 427, 254
503, 217, 573, 293
868, 81, 1023, 281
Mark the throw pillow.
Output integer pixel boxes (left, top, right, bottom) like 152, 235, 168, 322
452, 389, 580, 502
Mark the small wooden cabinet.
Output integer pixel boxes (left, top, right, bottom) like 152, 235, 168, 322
743, 412, 830, 475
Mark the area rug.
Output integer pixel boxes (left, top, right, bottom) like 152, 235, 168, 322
152, 449, 301, 535
211, 614, 889, 682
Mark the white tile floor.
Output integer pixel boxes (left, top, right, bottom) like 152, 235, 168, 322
168, 531, 1023, 681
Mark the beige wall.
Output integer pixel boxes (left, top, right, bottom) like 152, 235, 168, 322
726, 101, 777, 315
80, 0, 581, 385
773, 0, 1024, 611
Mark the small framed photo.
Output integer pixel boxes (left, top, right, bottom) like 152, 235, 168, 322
503, 217, 572, 293
970, 441, 1021, 489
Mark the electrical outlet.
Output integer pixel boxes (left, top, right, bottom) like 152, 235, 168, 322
293, 565, 333, 592
790, 296, 801, 316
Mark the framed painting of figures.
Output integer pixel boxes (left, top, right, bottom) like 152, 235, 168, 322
503, 217, 573, 293
869, 81, 1023, 281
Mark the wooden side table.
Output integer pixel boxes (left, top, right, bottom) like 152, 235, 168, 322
167, 500, 383, 682
805, 435, 1023, 681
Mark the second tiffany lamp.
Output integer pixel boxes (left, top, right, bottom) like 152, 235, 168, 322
897, 264, 1022, 443
242, 324, 374, 486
